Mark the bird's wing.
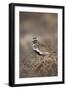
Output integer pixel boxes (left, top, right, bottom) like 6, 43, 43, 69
33, 47, 44, 55
32, 44, 49, 55
35, 48, 42, 54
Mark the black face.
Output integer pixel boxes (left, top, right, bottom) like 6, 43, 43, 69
32, 40, 37, 44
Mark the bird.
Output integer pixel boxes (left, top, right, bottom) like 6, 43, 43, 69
32, 37, 50, 56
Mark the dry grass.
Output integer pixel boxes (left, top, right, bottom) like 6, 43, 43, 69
20, 41, 58, 78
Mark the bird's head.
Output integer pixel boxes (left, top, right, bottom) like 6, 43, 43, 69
32, 37, 38, 44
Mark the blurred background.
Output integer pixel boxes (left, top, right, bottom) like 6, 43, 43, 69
19, 12, 58, 78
